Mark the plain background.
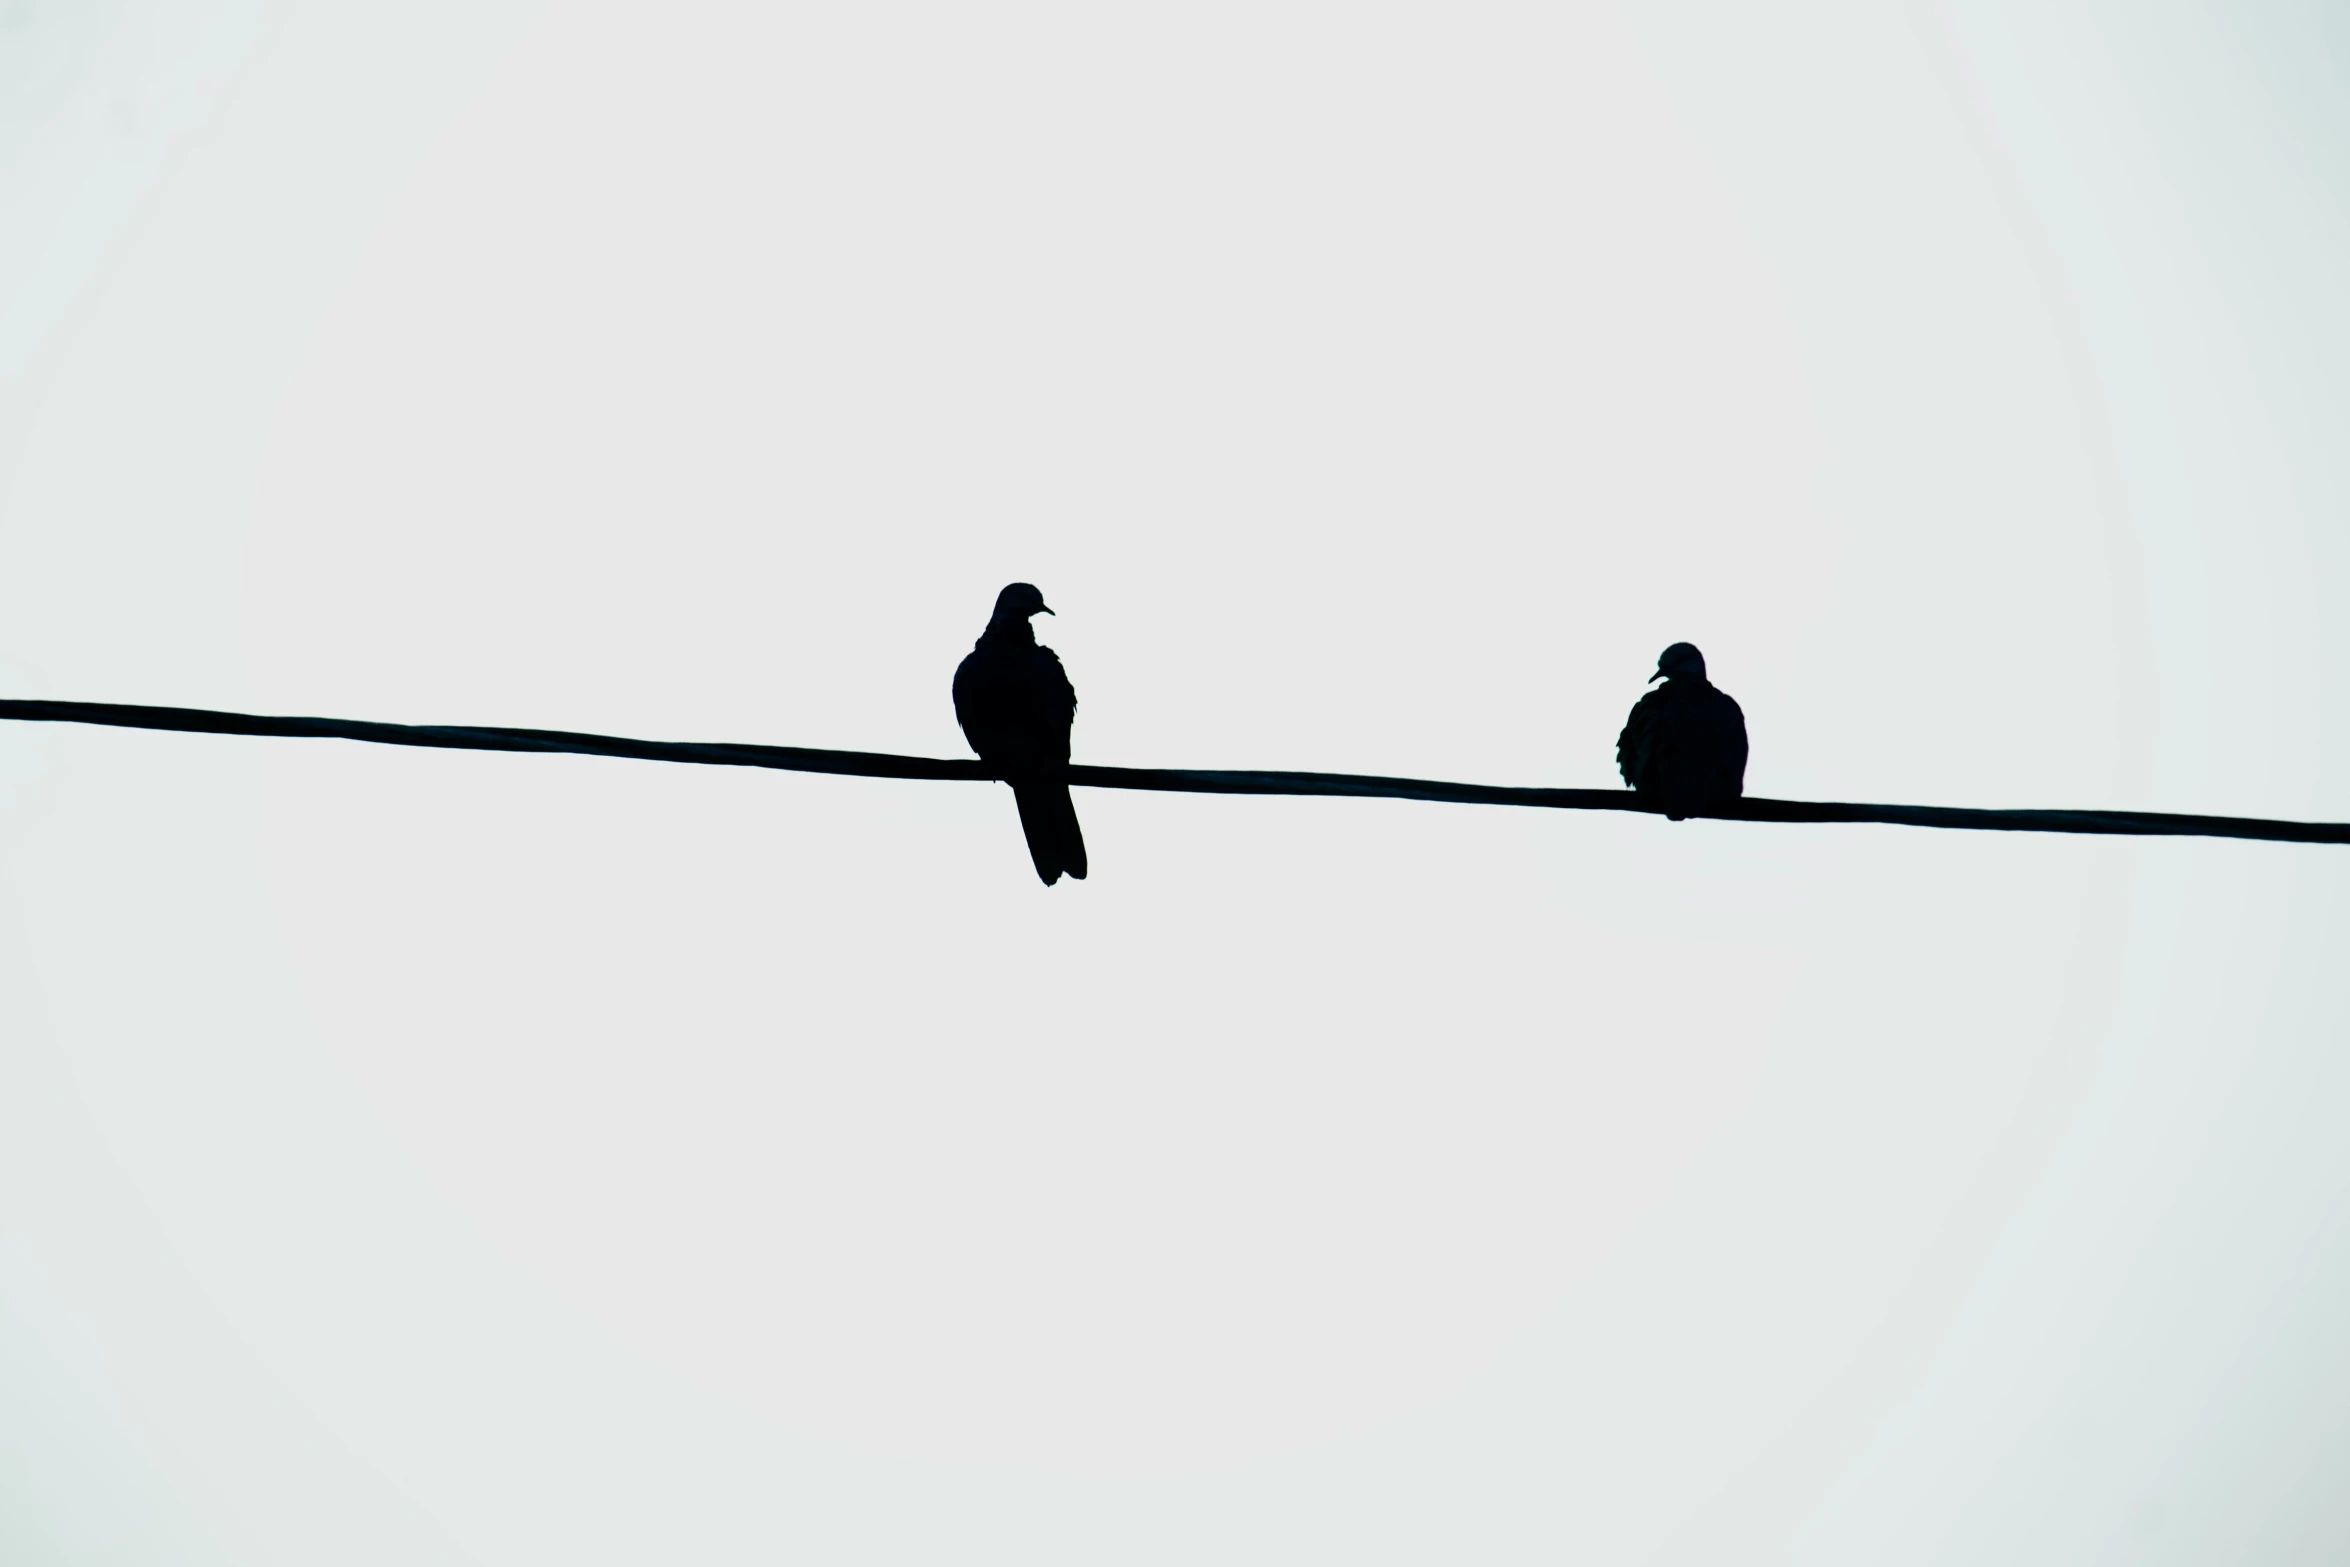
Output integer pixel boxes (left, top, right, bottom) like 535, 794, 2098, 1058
2, 2, 2347, 1561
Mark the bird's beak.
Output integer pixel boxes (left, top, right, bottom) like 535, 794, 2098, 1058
1038, 604, 1055, 616
1648, 670, 1666, 683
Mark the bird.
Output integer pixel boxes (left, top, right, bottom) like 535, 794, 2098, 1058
1616, 642, 1748, 820
954, 582, 1088, 885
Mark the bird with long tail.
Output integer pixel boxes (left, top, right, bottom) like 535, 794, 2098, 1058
954, 582, 1088, 884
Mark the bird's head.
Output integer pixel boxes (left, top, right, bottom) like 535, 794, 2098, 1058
1651, 642, 1706, 683
992, 582, 1054, 623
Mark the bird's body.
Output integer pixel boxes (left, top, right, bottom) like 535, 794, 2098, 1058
1617, 643, 1747, 820
954, 583, 1087, 884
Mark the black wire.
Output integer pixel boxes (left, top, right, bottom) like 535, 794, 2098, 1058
2, 698, 2342, 845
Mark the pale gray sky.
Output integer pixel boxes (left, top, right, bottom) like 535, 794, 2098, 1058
2, 3, 2346, 1562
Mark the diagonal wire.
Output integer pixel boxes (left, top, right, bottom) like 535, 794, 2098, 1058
1, 698, 2343, 845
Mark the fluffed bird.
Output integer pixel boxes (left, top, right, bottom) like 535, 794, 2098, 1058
1616, 642, 1748, 820
953, 582, 1088, 885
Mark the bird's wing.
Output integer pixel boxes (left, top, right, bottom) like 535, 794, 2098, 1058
951, 650, 984, 754
1617, 688, 1662, 787
1713, 690, 1749, 793
955, 647, 1026, 761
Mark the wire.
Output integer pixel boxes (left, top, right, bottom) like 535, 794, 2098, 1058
1, 698, 2341, 846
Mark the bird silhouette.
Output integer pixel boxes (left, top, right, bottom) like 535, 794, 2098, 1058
1616, 642, 1748, 820
954, 583, 1087, 884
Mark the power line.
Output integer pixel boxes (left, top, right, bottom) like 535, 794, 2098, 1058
1, 698, 2342, 846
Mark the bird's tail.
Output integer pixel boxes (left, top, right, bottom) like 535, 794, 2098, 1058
1012, 780, 1088, 886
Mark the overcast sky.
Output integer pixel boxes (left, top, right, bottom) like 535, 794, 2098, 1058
3, 3, 2348, 1562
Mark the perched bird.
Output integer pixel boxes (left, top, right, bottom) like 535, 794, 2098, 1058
1616, 642, 1748, 820
954, 582, 1087, 885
